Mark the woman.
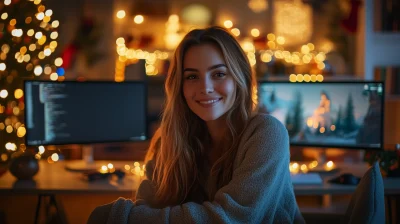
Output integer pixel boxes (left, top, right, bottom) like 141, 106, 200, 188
88, 26, 303, 224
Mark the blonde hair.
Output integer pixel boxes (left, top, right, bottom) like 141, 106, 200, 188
145, 26, 256, 207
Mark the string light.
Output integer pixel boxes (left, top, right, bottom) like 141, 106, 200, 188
231, 28, 240, 36
289, 161, 335, 174
251, 28, 260, 37
0, 90, 8, 98
116, 10, 126, 19
223, 20, 233, 29
133, 15, 144, 24
289, 74, 324, 82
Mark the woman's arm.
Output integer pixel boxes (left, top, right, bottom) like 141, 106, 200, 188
90, 115, 302, 224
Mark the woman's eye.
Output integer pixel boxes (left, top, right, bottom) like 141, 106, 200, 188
185, 74, 197, 80
214, 72, 226, 78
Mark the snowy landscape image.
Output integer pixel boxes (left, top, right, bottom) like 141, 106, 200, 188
258, 82, 384, 149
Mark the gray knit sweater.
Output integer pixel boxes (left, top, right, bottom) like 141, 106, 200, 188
88, 114, 304, 224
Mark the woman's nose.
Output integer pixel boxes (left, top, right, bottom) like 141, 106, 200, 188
200, 77, 214, 94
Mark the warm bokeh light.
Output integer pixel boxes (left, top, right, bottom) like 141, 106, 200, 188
17, 126, 26, 137
296, 74, 304, 82
134, 15, 144, 24
107, 163, 114, 169
116, 10, 126, 19
276, 36, 285, 45
289, 74, 296, 82
50, 31, 58, 39
6, 125, 13, 133
1, 153, 7, 161
326, 161, 334, 168
51, 20, 59, 28
101, 165, 108, 172
38, 146, 45, 154
251, 28, 260, 37
5, 142, 17, 151
34, 65, 43, 76
14, 89, 23, 99
9, 18, 16, 26
260, 52, 272, 63
116, 37, 125, 46
310, 74, 317, 82
50, 73, 58, 80
44, 48, 51, 56
267, 33, 275, 41
51, 153, 59, 162
36, 12, 44, 20
45, 9, 53, 16
54, 57, 63, 66
231, 28, 240, 36
303, 74, 311, 82
0, 89, 8, 98
316, 74, 324, 82
35, 31, 43, 39
223, 20, 233, 29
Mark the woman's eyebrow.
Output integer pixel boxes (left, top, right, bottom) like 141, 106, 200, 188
183, 64, 227, 73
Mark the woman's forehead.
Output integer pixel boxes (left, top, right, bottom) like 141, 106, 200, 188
183, 44, 226, 69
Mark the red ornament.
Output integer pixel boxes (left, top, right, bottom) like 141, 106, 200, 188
61, 44, 78, 69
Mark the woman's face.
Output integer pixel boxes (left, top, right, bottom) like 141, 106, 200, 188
182, 43, 236, 122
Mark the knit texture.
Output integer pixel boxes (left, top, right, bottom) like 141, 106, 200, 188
88, 114, 304, 224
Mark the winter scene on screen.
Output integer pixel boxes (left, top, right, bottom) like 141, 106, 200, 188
258, 82, 384, 149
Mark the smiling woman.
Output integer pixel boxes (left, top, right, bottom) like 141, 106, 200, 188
183, 44, 236, 123
88, 26, 304, 224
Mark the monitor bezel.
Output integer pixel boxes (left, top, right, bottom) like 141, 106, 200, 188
257, 80, 385, 150
23, 80, 149, 146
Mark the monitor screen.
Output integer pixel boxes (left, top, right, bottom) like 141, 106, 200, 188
24, 81, 147, 146
257, 81, 384, 149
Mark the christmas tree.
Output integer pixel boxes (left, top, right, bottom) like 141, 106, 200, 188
0, 0, 63, 166
343, 93, 357, 134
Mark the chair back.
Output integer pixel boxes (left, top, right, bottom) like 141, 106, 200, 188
342, 162, 385, 224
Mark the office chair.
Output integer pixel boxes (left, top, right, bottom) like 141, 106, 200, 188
342, 161, 385, 224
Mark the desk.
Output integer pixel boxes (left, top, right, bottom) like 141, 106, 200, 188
293, 162, 400, 224
0, 160, 140, 224
292, 162, 400, 195
0, 161, 399, 223
0, 160, 141, 195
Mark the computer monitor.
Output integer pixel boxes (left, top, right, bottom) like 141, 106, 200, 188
24, 81, 148, 170
257, 81, 384, 150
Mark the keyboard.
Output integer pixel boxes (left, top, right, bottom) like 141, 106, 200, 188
290, 173, 323, 185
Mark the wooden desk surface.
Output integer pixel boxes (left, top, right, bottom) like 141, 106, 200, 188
0, 160, 399, 196
0, 160, 140, 195
294, 162, 400, 195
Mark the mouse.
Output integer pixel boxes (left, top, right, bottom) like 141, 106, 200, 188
329, 173, 360, 185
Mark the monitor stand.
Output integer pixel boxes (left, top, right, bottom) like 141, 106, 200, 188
65, 145, 100, 172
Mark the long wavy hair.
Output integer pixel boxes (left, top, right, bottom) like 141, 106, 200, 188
145, 26, 256, 207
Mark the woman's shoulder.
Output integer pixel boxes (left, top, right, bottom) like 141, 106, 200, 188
235, 113, 290, 166
246, 113, 288, 135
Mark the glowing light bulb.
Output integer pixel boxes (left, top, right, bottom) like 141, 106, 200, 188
231, 28, 240, 36
134, 15, 144, 24
224, 20, 233, 28
251, 28, 260, 37
116, 10, 126, 19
